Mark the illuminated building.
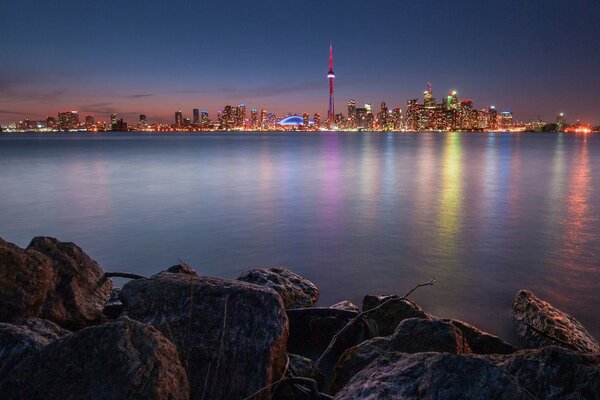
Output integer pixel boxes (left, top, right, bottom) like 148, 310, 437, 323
84, 115, 95, 129
500, 111, 513, 130
378, 102, 388, 129
201, 111, 209, 128
313, 112, 321, 129
237, 104, 246, 128
251, 109, 258, 129
424, 83, 436, 108
391, 107, 402, 130
183, 117, 191, 127
260, 109, 267, 129
175, 111, 183, 127
58, 111, 79, 130
556, 112, 566, 132
347, 99, 357, 129
327, 43, 335, 127
110, 114, 118, 129
46, 116, 57, 129
193, 109, 199, 125
302, 113, 309, 128
406, 99, 419, 130
139, 114, 147, 124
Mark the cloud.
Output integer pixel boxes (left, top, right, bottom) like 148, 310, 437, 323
0, 109, 30, 116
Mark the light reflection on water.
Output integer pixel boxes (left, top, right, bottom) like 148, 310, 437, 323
0, 132, 599, 341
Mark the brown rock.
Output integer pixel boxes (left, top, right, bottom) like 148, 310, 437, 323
28, 237, 113, 330
444, 319, 517, 355
512, 289, 600, 353
237, 267, 319, 308
330, 300, 360, 312
120, 271, 288, 400
0, 238, 55, 322
0, 317, 189, 400
362, 295, 429, 336
331, 337, 391, 392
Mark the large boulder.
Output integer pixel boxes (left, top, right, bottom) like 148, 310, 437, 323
334, 352, 529, 399
512, 290, 600, 353
443, 319, 516, 355
0, 238, 55, 322
493, 346, 600, 399
0, 318, 69, 376
27, 237, 113, 330
362, 295, 429, 336
332, 318, 471, 392
237, 267, 319, 308
0, 317, 189, 400
330, 300, 360, 313
120, 271, 289, 400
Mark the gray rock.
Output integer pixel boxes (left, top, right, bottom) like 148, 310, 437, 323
237, 267, 319, 308
512, 289, 600, 353
331, 337, 391, 392
443, 319, 517, 355
165, 262, 198, 276
120, 271, 289, 400
494, 346, 600, 400
334, 352, 530, 400
0, 317, 189, 400
0, 238, 55, 322
288, 353, 315, 378
330, 300, 360, 312
28, 237, 113, 330
0, 318, 69, 376
362, 294, 429, 336
102, 287, 123, 320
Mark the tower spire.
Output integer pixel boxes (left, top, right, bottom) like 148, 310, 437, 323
327, 42, 335, 128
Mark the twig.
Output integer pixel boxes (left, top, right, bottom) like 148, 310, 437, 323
104, 272, 146, 280
312, 277, 435, 373
241, 355, 290, 400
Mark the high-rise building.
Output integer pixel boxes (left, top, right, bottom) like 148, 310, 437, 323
237, 104, 246, 128
139, 114, 147, 124
391, 108, 402, 130
327, 43, 335, 126
46, 116, 57, 129
193, 109, 199, 125
175, 111, 183, 127
183, 117, 191, 126
58, 111, 80, 130
251, 109, 258, 129
201, 111, 209, 128
347, 99, 357, 129
378, 102, 388, 129
260, 109, 267, 129
313, 113, 321, 129
302, 113, 309, 128
556, 112, 566, 132
110, 114, 118, 130
85, 115, 95, 128
500, 111, 513, 130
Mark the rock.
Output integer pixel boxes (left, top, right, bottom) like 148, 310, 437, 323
390, 318, 472, 354
362, 295, 429, 336
272, 354, 320, 400
0, 318, 69, 376
512, 289, 600, 353
493, 346, 600, 399
332, 318, 471, 392
102, 287, 123, 319
0, 317, 189, 400
443, 319, 517, 355
27, 237, 113, 330
164, 262, 198, 276
237, 267, 319, 308
287, 308, 376, 383
120, 271, 288, 400
331, 337, 391, 392
334, 352, 529, 400
330, 300, 359, 313
288, 353, 315, 378
0, 238, 55, 322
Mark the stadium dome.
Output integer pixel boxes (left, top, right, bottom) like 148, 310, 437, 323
279, 115, 304, 126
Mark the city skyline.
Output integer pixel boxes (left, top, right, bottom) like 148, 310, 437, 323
1, 0, 599, 124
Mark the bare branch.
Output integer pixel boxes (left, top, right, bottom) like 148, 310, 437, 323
104, 272, 146, 280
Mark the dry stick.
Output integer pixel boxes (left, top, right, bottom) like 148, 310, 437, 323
241, 355, 291, 400
104, 272, 146, 280
312, 277, 436, 374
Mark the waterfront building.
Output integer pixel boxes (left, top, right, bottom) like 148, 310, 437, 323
313, 112, 321, 129
193, 109, 199, 125
201, 111, 209, 128
84, 115, 95, 129
110, 114, 118, 129
347, 99, 357, 129
175, 111, 183, 127
303, 113, 309, 128
58, 111, 80, 130
251, 109, 258, 129
556, 112, 566, 132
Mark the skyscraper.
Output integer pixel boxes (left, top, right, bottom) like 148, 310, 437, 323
175, 111, 183, 127
327, 42, 335, 127
193, 109, 199, 125
347, 99, 356, 129
139, 114, 147, 124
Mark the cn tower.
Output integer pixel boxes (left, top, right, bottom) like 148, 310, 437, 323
327, 42, 335, 126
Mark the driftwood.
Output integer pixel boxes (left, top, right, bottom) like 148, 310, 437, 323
312, 278, 435, 373
104, 272, 147, 280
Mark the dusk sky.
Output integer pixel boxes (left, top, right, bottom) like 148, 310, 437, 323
1, 0, 599, 124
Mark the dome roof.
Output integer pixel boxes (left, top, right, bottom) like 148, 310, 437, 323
279, 115, 305, 126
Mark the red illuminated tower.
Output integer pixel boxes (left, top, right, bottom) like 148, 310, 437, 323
327, 42, 335, 127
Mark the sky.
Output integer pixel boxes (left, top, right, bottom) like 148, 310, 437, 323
1, 0, 599, 124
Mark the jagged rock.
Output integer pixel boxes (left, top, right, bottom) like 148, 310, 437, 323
164, 262, 198, 276
27, 237, 113, 330
334, 352, 530, 400
493, 346, 600, 399
331, 337, 391, 392
444, 319, 516, 355
287, 308, 376, 383
332, 318, 471, 392
237, 267, 319, 308
512, 289, 600, 353
273, 354, 320, 400
120, 271, 288, 400
362, 295, 429, 336
330, 300, 360, 312
288, 353, 315, 378
102, 287, 123, 319
0, 238, 55, 322
0, 318, 69, 376
0, 317, 189, 400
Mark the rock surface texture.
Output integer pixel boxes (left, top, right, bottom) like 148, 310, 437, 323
513, 289, 600, 353
0, 317, 189, 400
0, 318, 69, 376
27, 236, 113, 330
330, 300, 360, 312
334, 352, 530, 400
0, 238, 55, 322
362, 295, 430, 336
237, 267, 320, 308
120, 271, 289, 400
444, 319, 516, 355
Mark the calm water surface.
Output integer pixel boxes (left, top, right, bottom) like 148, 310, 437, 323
1, 132, 599, 341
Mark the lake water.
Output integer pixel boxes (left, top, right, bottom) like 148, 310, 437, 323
1, 132, 599, 341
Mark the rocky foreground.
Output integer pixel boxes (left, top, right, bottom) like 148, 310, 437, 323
1, 236, 599, 399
